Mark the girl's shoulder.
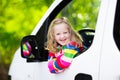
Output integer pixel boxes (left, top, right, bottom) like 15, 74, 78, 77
67, 41, 86, 53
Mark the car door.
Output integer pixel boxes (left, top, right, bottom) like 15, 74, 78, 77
99, 0, 120, 80
8, 0, 101, 80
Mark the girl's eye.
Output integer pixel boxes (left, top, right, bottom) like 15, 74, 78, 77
56, 33, 60, 35
63, 32, 68, 34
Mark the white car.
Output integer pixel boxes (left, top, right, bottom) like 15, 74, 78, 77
8, 0, 120, 80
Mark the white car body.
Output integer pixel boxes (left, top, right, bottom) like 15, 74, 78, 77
8, 0, 120, 80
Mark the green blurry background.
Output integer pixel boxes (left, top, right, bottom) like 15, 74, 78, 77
0, 0, 100, 80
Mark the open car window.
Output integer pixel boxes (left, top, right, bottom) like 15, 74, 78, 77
21, 0, 100, 62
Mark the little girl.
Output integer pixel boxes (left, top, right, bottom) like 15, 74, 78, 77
46, 17, 85, 74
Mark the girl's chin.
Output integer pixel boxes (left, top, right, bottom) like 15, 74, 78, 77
61, 41, 71, 45
59, 41, 70, 46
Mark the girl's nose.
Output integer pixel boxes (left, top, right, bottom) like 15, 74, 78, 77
60, 34, 65, 39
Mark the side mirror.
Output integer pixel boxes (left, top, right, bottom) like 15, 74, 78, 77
21, 35, 41, 62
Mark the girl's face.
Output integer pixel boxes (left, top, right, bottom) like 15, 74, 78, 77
53, 23, 71, 46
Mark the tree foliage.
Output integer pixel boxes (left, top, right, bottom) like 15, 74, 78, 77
59, 0, 100, 30
0, 0, 53, 64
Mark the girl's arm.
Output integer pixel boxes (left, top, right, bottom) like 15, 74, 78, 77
48, 52, 64, 73
48, 41, 85, 74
